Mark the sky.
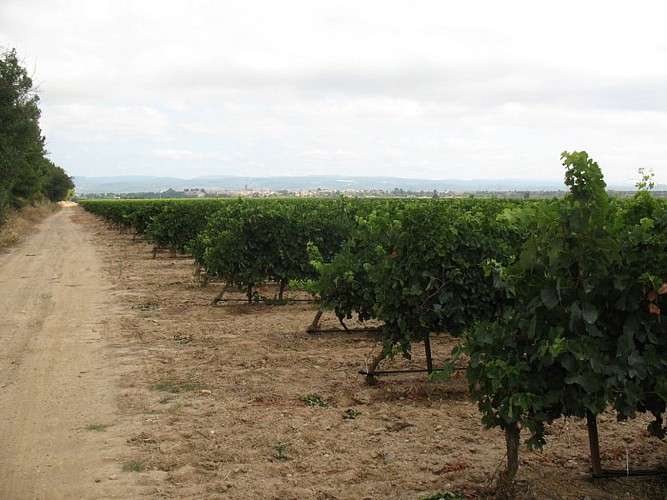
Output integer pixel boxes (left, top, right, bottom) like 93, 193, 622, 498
1, 0, 666, 185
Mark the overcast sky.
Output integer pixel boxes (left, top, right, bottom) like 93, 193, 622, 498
1, 0, 666, 184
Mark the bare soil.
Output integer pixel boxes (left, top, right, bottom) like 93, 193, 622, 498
0, 207, 145, 499
1, 205, 666, 499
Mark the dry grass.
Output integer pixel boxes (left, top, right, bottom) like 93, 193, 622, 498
0, 201, 60, 248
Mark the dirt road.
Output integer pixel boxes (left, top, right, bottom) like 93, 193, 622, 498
0, 207, 137, 499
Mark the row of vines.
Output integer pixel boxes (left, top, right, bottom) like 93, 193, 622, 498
79, 152, 667, 495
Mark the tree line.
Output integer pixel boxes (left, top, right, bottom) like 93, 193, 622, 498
0, 47, 74, 226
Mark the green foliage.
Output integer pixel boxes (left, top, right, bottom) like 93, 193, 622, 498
192, 198, 356, 299
85, 423, 112, 432
308, 217, 378, 326
0, 47, 73, 219
343, 409, 362, 420
80, 199, 167, 232
121, 460, 147, 473
42, 159, 75, 202
273, 442, 289, 460
309, 197, 528, 358
144, 199, 223, 254
419, 492, 465, 500
465, 151, 667, 462
299, 394, 335, 408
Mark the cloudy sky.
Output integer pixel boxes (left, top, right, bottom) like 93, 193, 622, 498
1, 0, 666, 185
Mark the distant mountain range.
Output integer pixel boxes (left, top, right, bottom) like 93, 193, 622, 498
73, 174, 655, 194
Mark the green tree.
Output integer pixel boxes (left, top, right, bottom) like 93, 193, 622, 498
0, 47, 73, 220
41, 159, 74, 202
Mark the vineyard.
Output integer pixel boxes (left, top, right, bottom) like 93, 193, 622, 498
79, 153, 667, 497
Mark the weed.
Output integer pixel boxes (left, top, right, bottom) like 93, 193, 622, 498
343, 409, 362, 420
181, 383, 204, 392
174, 334, 193, 344
138, 300, 159, 311
150, 380, 179, 392
273, 442, 289, 460
261, 297, 292, 306
121, 460, 147, 473
167, 402, 183, 413
85, 423, 111, 432
299, 394, 334, 408
419, 492, 465, 500
150, 380, 204, 393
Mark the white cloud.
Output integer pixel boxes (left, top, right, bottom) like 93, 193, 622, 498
151, 149, 196, 160
42, 104, 171, 142
2, 0, 666, 183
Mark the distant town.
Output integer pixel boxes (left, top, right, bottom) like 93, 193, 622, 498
74, 186, 667, 200
72, 174, 667, 200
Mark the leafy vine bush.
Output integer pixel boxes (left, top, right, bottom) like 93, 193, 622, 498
307, 199, 401, 330
192, 198, 357, 302
308, 198, 529, 384
80, 199, 170, 234
464, 152, 667, 492
364, 199, 527, 355
143, 199, 226, 255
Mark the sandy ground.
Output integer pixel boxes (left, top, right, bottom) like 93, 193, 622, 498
1, 205, 666, 499
0, 207, 144, 499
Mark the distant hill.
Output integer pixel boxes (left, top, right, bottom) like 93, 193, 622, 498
73, 174, 647, 194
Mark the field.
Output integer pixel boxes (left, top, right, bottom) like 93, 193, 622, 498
78, 207, 667, 499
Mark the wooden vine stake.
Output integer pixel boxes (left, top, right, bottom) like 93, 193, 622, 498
586, 410, 603, 476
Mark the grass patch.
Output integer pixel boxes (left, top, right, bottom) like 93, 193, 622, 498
181, 383, 204, 392
167, 401, 183, 413
273, 442, 289, 460
343, 409, 362, 420
419, 492, 466, 500
121, 460, 147, 473
138, 300, 159, 311
0, 202, 58, 248
85, 423, 112, 432
299, 394, 335, 408
150, 380, 179, 393
150, 380, 204, 393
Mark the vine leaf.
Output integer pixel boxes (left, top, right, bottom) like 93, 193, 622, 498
540, 286, 559, 309
582, 304, 598, 324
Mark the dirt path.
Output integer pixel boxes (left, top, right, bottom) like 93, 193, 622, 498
0, 207, 138, 499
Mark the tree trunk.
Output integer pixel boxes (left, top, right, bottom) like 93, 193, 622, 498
193, 262, 208, 285
365, 343, 389, 386
307, 309, 324, 333
338, 316, 351, 333
496, 422, 520, 498
211, 280, 231, 305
